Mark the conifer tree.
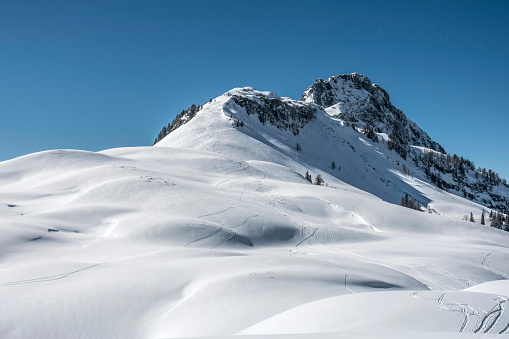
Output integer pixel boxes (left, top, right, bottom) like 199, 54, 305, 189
305, 171, 312, 182
296, 142, 302, 151
331, 161, 336, 170
497, 212, 504, 229
481, 210, 485, 225
469, 212, 475, 223
314, 174, 324, 185
408, 197, 416, 210
491, 212, 503, 229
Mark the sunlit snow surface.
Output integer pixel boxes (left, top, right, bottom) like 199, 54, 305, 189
1, 90, 508, 338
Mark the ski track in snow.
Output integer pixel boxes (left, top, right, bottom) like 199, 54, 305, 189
411, 292, 509, 334
327, 260, 355, 294
210, 229, 236, 249
437, 292, 471, 333
295, 227, 318, 247
412, 291, 476, 333
230, 214, 258, 229
185, 226, 224, 247
473, 297, 508, 334
197, 205, 234, 219
189, 170, 259, 247
0, 262, 107, 286
482, 251, 508, 279
500, 315, 509, 334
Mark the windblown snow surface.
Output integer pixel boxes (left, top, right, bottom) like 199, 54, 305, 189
1, 88, 509, 339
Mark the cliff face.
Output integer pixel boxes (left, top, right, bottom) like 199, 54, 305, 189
226, 87, 318, 136
301, 73, 445, 153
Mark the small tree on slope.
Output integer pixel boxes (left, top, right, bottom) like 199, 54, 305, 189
305, 171, 312, 182
314, 174, 324, 186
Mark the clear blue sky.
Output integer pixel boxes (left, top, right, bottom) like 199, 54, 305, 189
1, 0, 508, 178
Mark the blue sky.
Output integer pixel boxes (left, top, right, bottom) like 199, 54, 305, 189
1, 0, 508, 178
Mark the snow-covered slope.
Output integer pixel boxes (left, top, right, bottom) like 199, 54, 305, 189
1, 79, 509, 339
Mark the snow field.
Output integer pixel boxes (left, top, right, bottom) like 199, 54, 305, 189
1, 88, 509, 338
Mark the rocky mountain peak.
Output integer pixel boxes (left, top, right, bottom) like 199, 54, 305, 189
301, 73, 385, 106
301, 73, 444, 153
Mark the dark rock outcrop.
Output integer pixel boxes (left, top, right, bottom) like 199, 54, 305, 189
226, 88, 318, 136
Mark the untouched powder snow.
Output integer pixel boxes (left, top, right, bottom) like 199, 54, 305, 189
1, 87, 509, 338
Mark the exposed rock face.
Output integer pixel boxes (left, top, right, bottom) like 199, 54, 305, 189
226, 87, 318, 136
301, 73, 445, 153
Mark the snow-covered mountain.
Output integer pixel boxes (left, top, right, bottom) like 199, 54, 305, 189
1, 74, 509, 339
156, 74, 509, 212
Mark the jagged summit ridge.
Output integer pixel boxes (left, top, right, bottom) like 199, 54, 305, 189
300, 73, 382, 106
155, 74, 442, 153
301, 73, 445, 153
